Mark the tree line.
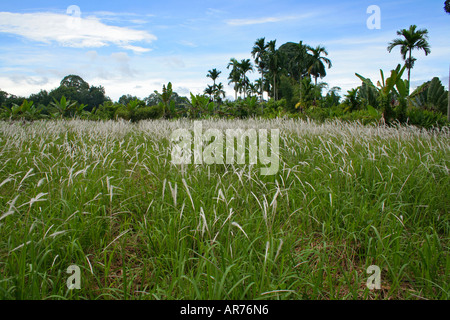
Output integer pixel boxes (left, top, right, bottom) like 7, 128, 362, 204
1, 24, 448, 128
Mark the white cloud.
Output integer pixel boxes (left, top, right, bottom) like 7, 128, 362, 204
0, 11, 156, 53
225, 13, 315, 26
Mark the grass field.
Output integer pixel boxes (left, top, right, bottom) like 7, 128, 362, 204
0, 119, 448, 300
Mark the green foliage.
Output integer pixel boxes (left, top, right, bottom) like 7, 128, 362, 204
1, 99, 44, 120
343, 88, 362, 112
94, 101, 121, 120
50, 96, 78, 118
356, 64, 409, 123
115, 105, 131, 121
154, 82, 174, 118
262, 98, 287, 118
132, 105, 164, 122
410, 77, 448, 114
406, 108, 448, 129
188, 93, 215, 119
50, 75, 108, 112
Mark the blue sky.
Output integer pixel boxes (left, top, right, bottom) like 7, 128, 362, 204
0, 0, 449, 101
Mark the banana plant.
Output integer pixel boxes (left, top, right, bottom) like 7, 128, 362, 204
356, 64, 408, 98
189, 93, 214, 119
2, 100, 43, 120
50, 96, 77, 119
356, 64, 409, 122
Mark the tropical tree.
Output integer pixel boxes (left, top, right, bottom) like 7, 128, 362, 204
266, 40, 282, 101
154, 82, 174, 118
306, 45, 332, 87
251, 38, 269, 101
445, 0, 450, 14
238, 59, 254, 99
204, 85, 214, 100
356, 64, 409, 123
50, 95, 77, 118
387, 25, 431, 92
227, 58, 241, 100
207, 68, 222, 102
214, 83, 226, 103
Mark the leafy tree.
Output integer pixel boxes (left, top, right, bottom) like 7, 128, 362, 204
1, 90, 9, 106
119, 94, 140, 106
28, 90, 52, 107
60, 75, 89, 91
387, 25, 431, 92
154, 82, 175, 118
50, 75, 108, 111
445, 0, 450, 13
343, 88, 362, 112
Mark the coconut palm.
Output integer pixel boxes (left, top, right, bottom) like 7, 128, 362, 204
387, 25, 431, 92
306, 45, 332, 87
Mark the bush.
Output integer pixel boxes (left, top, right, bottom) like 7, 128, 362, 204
406, 108, 448, 129
115, 106, 131, 121
131, 105, 163, 122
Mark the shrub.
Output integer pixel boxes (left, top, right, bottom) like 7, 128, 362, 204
115, 106, 131, 121
132, 105, 163, 122
406, 108, 448, 129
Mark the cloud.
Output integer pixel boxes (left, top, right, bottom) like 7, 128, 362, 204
225, 13, 314, 26
0, 11, 156, 53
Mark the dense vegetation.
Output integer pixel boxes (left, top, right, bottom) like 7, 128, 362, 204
1, 25, 449, 129
0, 119, 448, 300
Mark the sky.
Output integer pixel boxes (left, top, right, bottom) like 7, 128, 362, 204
0, 0, 449, 102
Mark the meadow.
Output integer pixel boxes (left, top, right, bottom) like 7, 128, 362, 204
0, 118, 448, 300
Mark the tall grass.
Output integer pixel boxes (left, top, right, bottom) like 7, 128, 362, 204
0, 119, 448, 300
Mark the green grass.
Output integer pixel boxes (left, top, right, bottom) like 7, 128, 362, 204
0, 119, 448, 300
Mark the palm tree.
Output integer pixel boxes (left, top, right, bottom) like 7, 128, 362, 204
204, 85, 214, 101
207, 68, 221, 102
239, 59, 254, 99
266, 40, 281, 101
251, 38, 269, 101
214, 82, 226, 103
387, 25, 431, 92
306, 45, 332, 87
227, 58, 241, 101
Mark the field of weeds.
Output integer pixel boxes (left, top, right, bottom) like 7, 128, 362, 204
0, 119, 448, 300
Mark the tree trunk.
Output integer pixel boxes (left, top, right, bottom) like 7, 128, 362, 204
408, 50, 412, 93
273, 74, 277, 101
448, 65, 450, 122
